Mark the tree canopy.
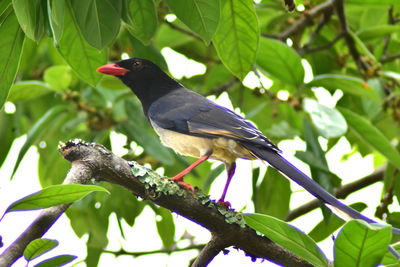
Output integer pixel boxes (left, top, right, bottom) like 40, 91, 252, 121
1, 0, 400, 266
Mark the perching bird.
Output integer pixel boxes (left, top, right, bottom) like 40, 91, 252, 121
97, 57, 398, 232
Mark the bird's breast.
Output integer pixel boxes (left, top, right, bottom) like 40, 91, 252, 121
151, 123, 255, 164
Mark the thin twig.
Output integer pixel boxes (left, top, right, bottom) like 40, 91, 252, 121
103, 244, 205, 257
286, 167, 385, 221
381, 53, 400, 64
303, 10, 334, 48
164, 20, 202, 41
278, 0, 335, 40
334, 0, 369, 74
299, 32, 344, 54
205, 78, 239, 96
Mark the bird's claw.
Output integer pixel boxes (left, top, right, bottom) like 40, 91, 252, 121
217, 200, 231, 207
175, 180, 195, 191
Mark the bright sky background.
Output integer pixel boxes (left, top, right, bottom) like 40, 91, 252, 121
0, 48, 394, 267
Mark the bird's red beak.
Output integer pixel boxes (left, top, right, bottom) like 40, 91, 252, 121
96, 64, 129, 76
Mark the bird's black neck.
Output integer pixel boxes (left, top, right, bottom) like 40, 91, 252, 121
121, 75, 182, 114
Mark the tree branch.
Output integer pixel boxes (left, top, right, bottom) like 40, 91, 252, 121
103, 244, 205, 257
0, 140, 312, 267
278, 0, 335, 40
299, 32, 344, 54
334, 0, 369, 74
192, 235, 226, 266
286, 167, 385, 221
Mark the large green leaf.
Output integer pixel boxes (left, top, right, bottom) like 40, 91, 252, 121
257, 38, 305, 88
254, 167, 291, 219
57, 2, 107, 86
334, 220, 392, 267
0, 111, 15, 167
154, 207, 175, 249
7, 81, 53, 102
0, 9, 25, 109
33, 255, 77, 267
339, 107, 400, 169
12, 0, 45, 42
11, 105, 68, 178
165, 0, 220, 43
244, 213, 328, 267
126, 0, 158, 45
213, 0, 259, 80
308, 75, 380, 101
48, 0, 64, 44
303, 98, 347, 139
43, 66, 72, 91
5, 184, 109, 212
70, 0, 121, 49
0, 0, 11, 16
357, 25, 400, 41
24, 239, 59, 261
309, 203, 367, 242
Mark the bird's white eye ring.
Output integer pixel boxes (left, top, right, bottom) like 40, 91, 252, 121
132, 60, 142, 69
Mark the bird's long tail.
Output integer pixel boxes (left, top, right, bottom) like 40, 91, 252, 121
245, 145, 400, 234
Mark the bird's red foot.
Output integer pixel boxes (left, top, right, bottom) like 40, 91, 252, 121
175, 180, 194, 191
217, 200, 231, 207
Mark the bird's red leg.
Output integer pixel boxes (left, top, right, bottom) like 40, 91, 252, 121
170, 153, 211, 190
217, 162, 236, 206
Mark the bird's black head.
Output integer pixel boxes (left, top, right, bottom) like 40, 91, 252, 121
97, 58, 182, 112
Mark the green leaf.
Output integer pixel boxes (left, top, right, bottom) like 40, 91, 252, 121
0, 111, 14, 167
308, 75, 380, 101
11, 105, 68, 178
165, 0, 220, 43
257, 38, 305, 88
127, 0, 158, 45
339, 107, 400, 170
381, 243, 400, 266
244, 213, 328, 267
43, 66, 72, 91
48, 0, 64, 44
357, 25, 400, 41
0, 9, 25, 109
309, 203, 367, 242
24, 239, 59, 261
334, 220, 392, 267
213, 0, 259, 80
254, 167, 291, 219
346, 0, 400, 4
155, 207, 175, 249
6, 184, 109, 212
7, 81, 53, 102
57, 2, 107, 86
303, 98, 347, 138
70, 0, 121, 49
33, 255, 77, 267
0, 0, 11, 16
12, 0, 45, 42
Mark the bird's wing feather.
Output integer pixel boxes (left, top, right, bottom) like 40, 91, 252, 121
148, 89, 280, 152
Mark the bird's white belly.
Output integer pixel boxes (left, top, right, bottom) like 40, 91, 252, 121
151, 122, 254, 163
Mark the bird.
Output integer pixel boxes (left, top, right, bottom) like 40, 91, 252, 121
96, 57, 399, 233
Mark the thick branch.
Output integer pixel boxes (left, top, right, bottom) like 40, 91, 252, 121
192, 235, 226, 267
0, 140, 311, 267
286, 167, 385, 221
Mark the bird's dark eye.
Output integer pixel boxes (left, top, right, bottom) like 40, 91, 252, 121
132, 60, 142, 69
